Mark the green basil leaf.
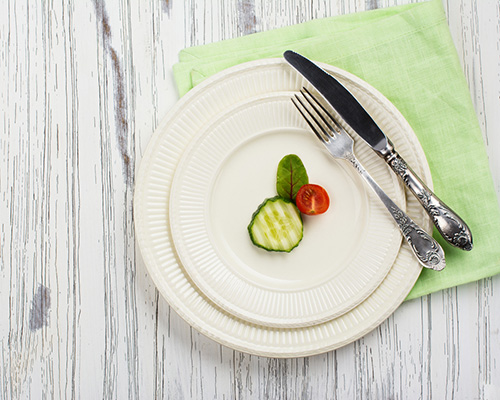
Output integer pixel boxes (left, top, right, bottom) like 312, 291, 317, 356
276, 154, 309, 201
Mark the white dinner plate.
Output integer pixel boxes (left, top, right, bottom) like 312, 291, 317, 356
134, 58, 431, 357
169, 92, 404, 327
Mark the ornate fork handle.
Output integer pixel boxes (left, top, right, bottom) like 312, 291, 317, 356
346, 153, 446, 271
383, 143, 473, 251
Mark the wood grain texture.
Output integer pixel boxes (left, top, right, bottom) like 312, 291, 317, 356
0, 0, 499, 399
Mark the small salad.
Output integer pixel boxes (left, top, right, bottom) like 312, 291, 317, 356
248, 154, 330, 252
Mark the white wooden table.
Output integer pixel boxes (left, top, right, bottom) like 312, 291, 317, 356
2, 0, 499, 398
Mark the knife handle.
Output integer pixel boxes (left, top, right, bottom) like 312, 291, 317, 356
346, 154, 446, 271
383, 144, 473, 251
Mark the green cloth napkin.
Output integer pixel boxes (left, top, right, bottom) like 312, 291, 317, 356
173, 0, 500, 300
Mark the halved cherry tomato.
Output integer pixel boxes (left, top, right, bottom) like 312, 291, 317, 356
295, 184, 330, 215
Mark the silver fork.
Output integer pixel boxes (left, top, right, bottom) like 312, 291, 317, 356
292, 88, 445, 271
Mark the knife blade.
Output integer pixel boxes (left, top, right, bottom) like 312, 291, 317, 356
284, 50, 473, 251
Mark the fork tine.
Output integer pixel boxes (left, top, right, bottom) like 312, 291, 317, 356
291, 95, 330, 144
301, 87, 345, 134
300, 88, 337, 138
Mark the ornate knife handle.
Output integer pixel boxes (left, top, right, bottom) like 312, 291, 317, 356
347, 154, 446, 271
381, 141, 473, 251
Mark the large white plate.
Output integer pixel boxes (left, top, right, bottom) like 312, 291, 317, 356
134, 59, 431, 357
169, 92, 404, 327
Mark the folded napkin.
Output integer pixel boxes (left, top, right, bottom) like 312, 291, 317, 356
173, 0, 500, 300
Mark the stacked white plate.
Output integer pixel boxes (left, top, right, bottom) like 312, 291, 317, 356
134, 59, 431, 358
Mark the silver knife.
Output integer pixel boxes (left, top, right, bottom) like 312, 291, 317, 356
284, 50, 473, 251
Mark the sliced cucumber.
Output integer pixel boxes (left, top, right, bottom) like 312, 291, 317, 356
248, 196, 303, 252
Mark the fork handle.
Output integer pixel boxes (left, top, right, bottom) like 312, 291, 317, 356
383, 146, 473, 251
346, 153, 446, 271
